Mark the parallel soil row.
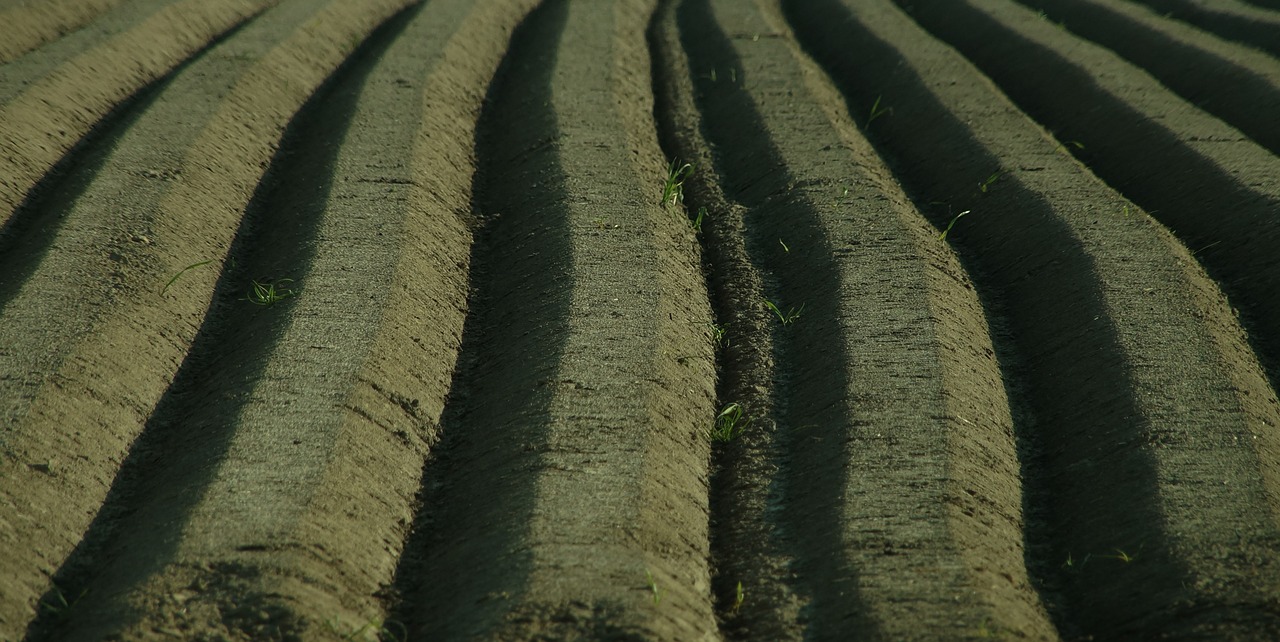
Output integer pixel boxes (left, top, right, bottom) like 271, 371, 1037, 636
0, 0, 122, 64
2, 0, 1279, 640
789, 1, 1280, 639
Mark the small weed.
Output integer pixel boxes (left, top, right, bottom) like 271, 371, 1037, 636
1056, 139, 1085, 154
731, 581, 745, 614
692, 206, 707, 232
662, 159, 695, 208
161, 260, 213, 296
1100, 548, 1137, 563
40, 585, 86, 619
938, 210, 970, 241
867, 94, 893, 126
246, 278, 298, 306
646, 571, 663, 605
325, 617, 406, 642
709, 323, 729, 348
1193, 240, 1222, 256
703, 68, 738, 84
764, 299, 804, 325
778, 238, 789, 253
979, 170, 1003, 193
711, 403, 752, 442
974, 618, 1009, 639
1062, 552, 1091, 571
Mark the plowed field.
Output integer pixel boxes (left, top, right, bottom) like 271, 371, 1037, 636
3, 0, 1280, 640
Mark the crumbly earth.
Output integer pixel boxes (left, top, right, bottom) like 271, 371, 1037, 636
1, 0, 1279, 640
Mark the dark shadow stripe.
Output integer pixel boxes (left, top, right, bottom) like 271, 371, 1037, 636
0, 17, 251, 316
388, 0, 574, 638
1017, 0, 1280, 157
672, 0, 877, 637
898, 0, 1280, 447
648, 1, 787, 636
1127, 0, 1280, 58
785, 0, 1193, 638
23, 8, 420, 639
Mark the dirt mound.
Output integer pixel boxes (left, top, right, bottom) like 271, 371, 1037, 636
2, 0, 1279, 640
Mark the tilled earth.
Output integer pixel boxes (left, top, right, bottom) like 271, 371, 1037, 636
2, 0, 1280, 640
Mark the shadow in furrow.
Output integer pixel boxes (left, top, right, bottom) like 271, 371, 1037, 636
898, 0, 1280, 431
387, 1, 572, 639
784, 1, 1192, 639
648, 3, 788, 637
0, 19, 247, 317
1015, 0, 1280, 157
21, 10, 417, 639
664, 0, 876, 637
1127, 0, 1280, 58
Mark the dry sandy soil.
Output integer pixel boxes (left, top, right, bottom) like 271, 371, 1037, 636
2, 0, 1280, 640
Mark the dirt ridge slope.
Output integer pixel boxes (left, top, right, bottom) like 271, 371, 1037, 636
395, 1, 719, 639
1, 0, 415, 636
0, 0, 276, 228
655, 0, 1054, 638
2, 0, 1279, 639
790, 0, 1280, 637
0, 0, 122, 64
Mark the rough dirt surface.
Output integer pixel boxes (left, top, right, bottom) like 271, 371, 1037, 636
1, 0, 1279, 640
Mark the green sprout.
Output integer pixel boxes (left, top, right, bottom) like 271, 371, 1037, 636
1100, 548, 1137, 563
1056, 139, 1085, 154
763, 299, 804, 325
246, 278, 298, 306
711, 403, 752, 442
646, 571, 663, 604
40, 584, 86, 620
709, 323, 729, 348
938, 210, 970, 241
325, 617, 406, 642
662, 159, 695, 208
161, 260, 213, 296
867, 94, 893, 126
732, 581, 745, 614
692, 206, 707, 232
979, 170, 1003, 193
778, 238, 789, 253
1062, 552, 1091, 570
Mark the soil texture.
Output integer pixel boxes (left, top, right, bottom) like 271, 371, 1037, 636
2, 0, 1280, 640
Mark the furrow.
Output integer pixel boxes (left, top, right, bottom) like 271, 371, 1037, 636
897, 0, 1280, 392
1126, 0, 1280, 58
0, 0, 316, 443
1015, 0, 1280, 157
650, 1, 792, 638
658, 0, 1055, 638
0, 0, 121, 64
0, 0, 415, 637
0, 0, 278, 230
396, 0, 718, 639
0, 0, 185, 107
787, 0, 1280, 639
19, 0, 505, 638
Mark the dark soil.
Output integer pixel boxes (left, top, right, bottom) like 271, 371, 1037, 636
2, 0, 1279, 640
